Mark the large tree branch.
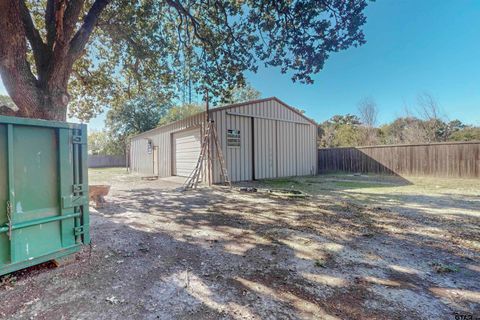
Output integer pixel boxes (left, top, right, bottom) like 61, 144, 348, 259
45, 0, 107, 94
44, 0, 69, 88
69, 0, 111, 60
48, 0, 83, 62
54, 0, 67, 47
64, 0, 86, 41
19, 1, 50, 78
43, 1, 68, 92
19, 1, 47, 55
45, 0, 56, 48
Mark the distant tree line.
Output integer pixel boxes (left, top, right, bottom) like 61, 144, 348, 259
319, 93, 480, 148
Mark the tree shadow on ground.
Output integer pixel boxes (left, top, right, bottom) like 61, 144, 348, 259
1, 179, 479, 319
94, 184, 479, 317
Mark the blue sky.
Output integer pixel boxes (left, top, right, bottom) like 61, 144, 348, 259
1, 0, 479, 129
247, 0, 480, 126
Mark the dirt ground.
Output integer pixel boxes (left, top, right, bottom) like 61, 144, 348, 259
1, 169, 479, 320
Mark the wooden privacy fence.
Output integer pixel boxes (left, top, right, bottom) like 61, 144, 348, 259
88, 155, 126, 168
318, 141, 480, 178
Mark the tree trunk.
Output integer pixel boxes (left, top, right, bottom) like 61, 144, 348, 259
0, 69, 69, 121
0, 0, 45, 119
38, 88, 70, 121
0, 0, 110, 121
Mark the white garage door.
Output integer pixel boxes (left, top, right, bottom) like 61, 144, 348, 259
173, 128, 201, 177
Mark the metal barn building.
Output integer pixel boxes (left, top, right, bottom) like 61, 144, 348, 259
129, 97, 317, 183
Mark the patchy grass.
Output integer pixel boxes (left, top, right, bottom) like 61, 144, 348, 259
255, 174, 480, 210
256, 175, 404, 194
89, 167, 133, 185
261, 178, 303, 188
431, 262, 460, 274
328, 180, 387, 189
0, 275, 16, 288
314, 259, 327, 268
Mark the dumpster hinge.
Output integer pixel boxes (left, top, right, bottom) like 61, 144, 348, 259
74, 226, 85, 236
6, 200, 12, 240
72, 132, 86, 144
62, 195, 88, 209
73, 184, 85, 194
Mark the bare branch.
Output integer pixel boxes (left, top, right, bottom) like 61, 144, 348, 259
358, 97, 378, 128
417, 92, 442, 121
357, 97, 379, 146
166, 0, 212, 47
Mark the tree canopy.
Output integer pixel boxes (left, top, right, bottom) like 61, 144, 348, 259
0, 0, 369, 121
220, 82, 262, 105
158, 104, 204, 126
88, 130, 124, 155
104, 95, 170, 153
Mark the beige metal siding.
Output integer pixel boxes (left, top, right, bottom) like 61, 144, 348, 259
173, 128, 201, 177
254, 118, 277, 179
277, 121, 297, 177
217, 99, 316, 180
211, 110, 227, 183
153, 147, 159, 176
130, 113, 205, 177
226, 99, 311, 124
209, 110, 253, 183
210, 99, 317, 182
130, 97, 317, 182
225, 114, 252, 182
295, 124, 317, 176
130, 138, 153, 174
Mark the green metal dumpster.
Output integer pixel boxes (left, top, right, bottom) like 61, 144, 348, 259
0, 115, 89, 276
